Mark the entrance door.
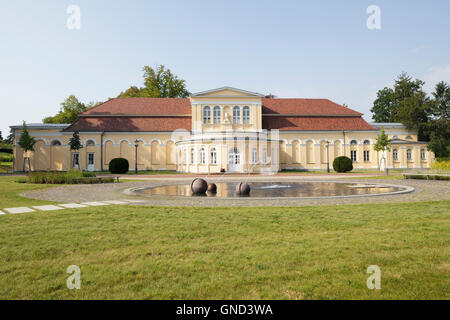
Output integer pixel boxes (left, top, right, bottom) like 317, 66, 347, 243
87, 153, 95, 171
228, 148, 241, 172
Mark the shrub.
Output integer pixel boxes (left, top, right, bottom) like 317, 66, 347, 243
430, 161, 450, 173
0, 153, 13, 162
26, 170, 99, 184
109, 158, 129, 174
333, 156, 353, 173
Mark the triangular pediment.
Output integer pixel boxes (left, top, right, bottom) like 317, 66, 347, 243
191, 86, 264, 98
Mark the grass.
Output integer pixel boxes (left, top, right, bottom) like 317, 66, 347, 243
0, 200, 449, 299
0, 176, 56, 208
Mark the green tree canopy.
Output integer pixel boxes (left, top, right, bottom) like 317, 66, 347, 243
69, 131, 83, 151
118, 65, 190, 98
18, 122, 36, 153
371, 73, 449, 158
43, 96, 101, 124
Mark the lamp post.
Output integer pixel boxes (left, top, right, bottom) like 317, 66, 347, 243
326, 140, 330, 173
134, 139, 139, 174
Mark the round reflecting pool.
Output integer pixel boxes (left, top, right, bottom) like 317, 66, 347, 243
133, 182, 408, 198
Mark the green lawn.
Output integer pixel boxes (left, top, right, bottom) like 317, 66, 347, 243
0, 199, 449, 299
0, 176, 56, 207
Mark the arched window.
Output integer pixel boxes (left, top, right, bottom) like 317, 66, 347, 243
262, 148, 267, 164
51, 140, 62, 146
233, 106, 240, 124
393, 135, 398, 140
200, 148, 206, 164
393, 149, 398, 161
191, 148, 195, 164
363, 140, 370, 145
86, 140, 95, 146
407, 149, 412, 160
203, 106, 211, 124
243, 106, 250, 124
420, 149, 426, 160
350, 140, 357, 145
213, 106, 221, 124
406, 136, 412, 139
210, 148, 217, 164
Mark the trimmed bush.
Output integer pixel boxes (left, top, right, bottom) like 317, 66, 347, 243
26, 169, 99, 184
109, 158, 129, 174
0, 153, 13, 162
333, 156, 353, 173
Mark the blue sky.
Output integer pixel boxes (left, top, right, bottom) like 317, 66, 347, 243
1, 0, 449, 136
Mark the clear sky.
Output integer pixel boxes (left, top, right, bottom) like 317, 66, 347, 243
1, 0, 449, 137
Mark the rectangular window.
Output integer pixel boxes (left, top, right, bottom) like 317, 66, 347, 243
363, 150, 370, 162
191, 149, 195, 164
243, 107, 250, 124
233, 107, 240, 124
350, 150, 357, 162
213, 107, 221, 124
210, 149, 217, 164
88, 153, 95, 165
262, 148, 267, 164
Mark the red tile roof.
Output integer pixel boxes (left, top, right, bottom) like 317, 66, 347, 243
62, 97, 375, 132
65, 116, 191, 132
83, 98, 191, 115
262, 98, 362, 115
263, 116, 377, 131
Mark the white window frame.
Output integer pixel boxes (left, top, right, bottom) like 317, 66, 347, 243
350, 150, 357, 162
363, 150, 370, 162
213, 106, 221, 124
191, 148, 195, 164
251, 148, 258, 164
407, 149, 412, 161
233, 106, 240, 124
393, 149, 398, 161
203, 106, 211, 124
243, 106, 250, 124
210, 148, 217, 165
200, 148, 206, 164
420, 149, 426, 160
262, 148, 267, 164
72, 153, 80, 168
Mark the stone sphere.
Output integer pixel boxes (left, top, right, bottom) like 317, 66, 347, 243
236, 182, 251, 195
191, 178, 208, 194
207, 183, 217, 193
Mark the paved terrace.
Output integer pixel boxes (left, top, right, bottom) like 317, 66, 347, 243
20, 174, 450, 207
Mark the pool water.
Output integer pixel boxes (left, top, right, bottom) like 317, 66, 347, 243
134, 182, 403, 198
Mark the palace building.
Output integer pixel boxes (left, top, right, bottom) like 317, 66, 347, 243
11, 87, 434, 173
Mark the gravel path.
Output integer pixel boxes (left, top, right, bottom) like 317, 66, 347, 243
20, 176, 450, 207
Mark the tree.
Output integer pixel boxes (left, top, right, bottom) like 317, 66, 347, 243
43, 96, 101, 124
373, 129, 391, 174
371, 73, 450, 158
0, 131, 3, 142
69, 131, 83, 152
118, 65, 190, 98
18, 122, 36, 172
371, 73, 427, 123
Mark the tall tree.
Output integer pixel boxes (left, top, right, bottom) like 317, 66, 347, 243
371, 73, 427, 123
373, 129, 391, 174
0, 131, 3, 142
43, 97, 101, 124
18, 122, 36, 172
118, 65, 190, 98
426, 81, 450, 157
69, 131, 83, 152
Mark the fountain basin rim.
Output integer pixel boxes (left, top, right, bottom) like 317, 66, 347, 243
122, 181, 415, 200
